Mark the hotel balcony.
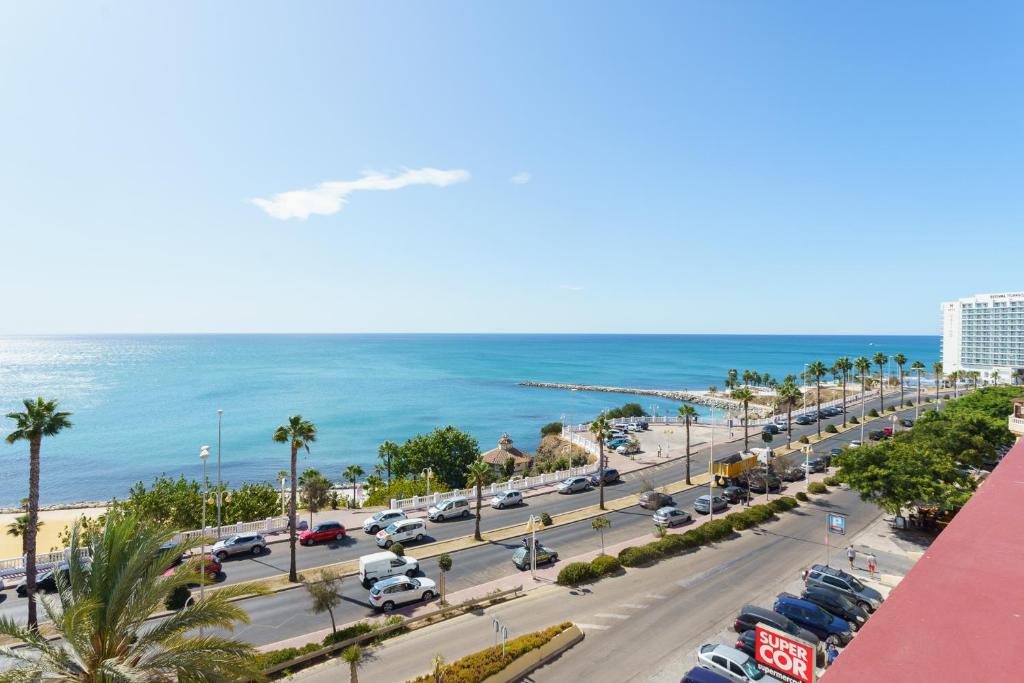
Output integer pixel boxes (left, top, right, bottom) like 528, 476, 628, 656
1011, 399, 1024, 438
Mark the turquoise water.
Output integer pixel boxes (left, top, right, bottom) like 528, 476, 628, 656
0, 334, 938, 505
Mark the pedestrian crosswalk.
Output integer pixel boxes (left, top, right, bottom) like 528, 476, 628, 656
578, 599, 652, 633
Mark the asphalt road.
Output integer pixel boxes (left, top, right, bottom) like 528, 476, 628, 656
0, 390, 948, 636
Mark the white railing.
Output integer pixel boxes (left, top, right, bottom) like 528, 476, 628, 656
389, 462, 598, 511
0, 548, 91, 579
172, 516, 291, 544
1010, 415, 1024, 436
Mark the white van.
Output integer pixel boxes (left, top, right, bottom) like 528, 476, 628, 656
427, 497, 470, 521
375, 518, 428, 548
358, 551, 419, 587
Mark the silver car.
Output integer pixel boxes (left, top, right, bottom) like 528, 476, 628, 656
697, 643, 764, 682
556, 476, 590, 494
362, 509, 407, 534
490, 490, 523, 509
210, 533, 266, 561
653, 506, 692, 528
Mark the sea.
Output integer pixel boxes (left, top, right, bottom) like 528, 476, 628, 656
0, 334, 938, 506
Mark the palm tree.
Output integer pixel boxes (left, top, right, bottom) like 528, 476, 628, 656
806, 361, 828, 437
950, 370, 959, 398
742, 369, 754, 387
893, 353, 907, 408
872, 352, 889, 412
932, 361, 943, 403
5, 397, 73, 630
6, 515, 43, 555
730, 388, 754, 451
834, 357, 853, 427
726, 369, 738, 390
776, 382, 802, 447
991, 369, 1001, 386
341, 645, 364, 683
273, 415, 318, 583
378, 440, 399, 488
589, 416, 612, 510
911, 361, 926, 406
343, 464, 365, 507
678, 405, 697, 485
0, 513, 265, 680
465, 458, 491, 541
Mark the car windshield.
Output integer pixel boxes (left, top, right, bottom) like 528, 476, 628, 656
847, 575, 867, 591
743, 659, 764, 679
372, 512, 387, 521
512, 548, 527, 560
225, 536, 240, 544
561, 479, 574, 485
384, 524, 398, 534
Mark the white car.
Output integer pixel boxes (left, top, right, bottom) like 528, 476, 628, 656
427, 497, 471, 521
849, 440, 862, 448
375, 518, 427, 548
358, 551, 419, 587
556, 476, 590, 494
626, 424, 641, 432
490, 490, 523, 509
697, 643, 764, 682
367, 575, 437, 612
362, 509, 407, 534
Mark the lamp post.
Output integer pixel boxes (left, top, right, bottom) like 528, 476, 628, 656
199, 445, 210, 619
802, 445, 813, 493
422, 468, 433, 497
708, 405, 715, 521
860, 388, 866, 443
280, 474, 288, 516
216, 409, 223, 537
891, 414, 899, 436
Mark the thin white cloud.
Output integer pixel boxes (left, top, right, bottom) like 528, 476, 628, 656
251, 167, 471, 220
560, 285, 584, 291
510, 171, 531, 185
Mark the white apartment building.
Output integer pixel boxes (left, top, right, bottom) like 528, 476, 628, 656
941, 291, 1024, 382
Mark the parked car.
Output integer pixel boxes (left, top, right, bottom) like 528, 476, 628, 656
375, 518, 427, 548
794, 415, 815, 425
682, 666, 733, 683
802, 457, 826, 473
358, 551, 419, 587
626, 423, 642, 432
773, 593, 853, 645
653, 506, 692, 528
779, 466, 805, 482
696, 643, 765, 682
849, 440, 862, 448
901, 418, 914, 428
761, 424, 780, 436
774, 421, 790, 432
830, 447, 843, 458
800, 585, 869, 630
362, 509, 407, 534
693, 494, 729, 514
882, 426, 894, 437
733, 605, 824, 665
16, 562, 90, 597
606, 437, 629, 449
803, 563, 884, 612
734, 629, 756, 657
721, 486, 747, 504
163, 554, 222, 583
490, 490, 523, 509
512, 544, 558, 570
868, 429, 887, 441
557, 476, 591, 494
747, 473, 782, 493
367, 575, 436, 612
210, 533, 266, 561
639, 490, 674, 509
590, 468, 621, 486
299, 521, 347, 546
427, 497, 471, 521
616, 442, 641, 455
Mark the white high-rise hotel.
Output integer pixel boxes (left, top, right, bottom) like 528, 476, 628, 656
941, 291, 1024, 382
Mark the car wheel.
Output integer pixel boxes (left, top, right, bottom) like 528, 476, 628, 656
335, 533, 344, 541
382, 601, 395, 612
462, 509, 469, 518
497, 503, 504, 509
384, 540, 393, 548
422, 590, 434, 602
858, 601, 872, 612
369, 525, 378, 534
207, 570, 219, 581
415, 534, 424, 542
826, 635, 839, 646
406, 569, 417, 577
550, 553, 558, 563
216, 551, 228, 561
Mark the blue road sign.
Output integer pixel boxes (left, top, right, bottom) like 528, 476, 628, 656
828, 513, 846, 535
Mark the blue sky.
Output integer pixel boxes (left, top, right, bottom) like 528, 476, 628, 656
1, 2, 1021, 334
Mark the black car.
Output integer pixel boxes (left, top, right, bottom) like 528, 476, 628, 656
748, 472, 783, 493
761, 424, 780, 436
801, 585, 869, 630
721, 485, 747, 504
774, 593, 853, 645
794, 415, 815, 425
590, 468, 620, 486
733, 604, 824, 664
868, 429, 888, 441
15, 562, 89, 597
735, 629, 756, 656
805, 457, 827, 473
901, 418, 914, 428
779, 466, 805, 482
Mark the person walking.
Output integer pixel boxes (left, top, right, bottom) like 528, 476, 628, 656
866, 552, 877, 579
846, 545, 856, 569
827, 642, 839, 668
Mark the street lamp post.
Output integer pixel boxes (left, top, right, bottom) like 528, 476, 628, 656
280, 475, 288, 516
216, 409, 223, 537
860, 388, 866, 443
708, 406, 715, 521
802, 445, 813, 493
423, 468, 433, 497
199, 445, 210, 622
891, 414, 899, 436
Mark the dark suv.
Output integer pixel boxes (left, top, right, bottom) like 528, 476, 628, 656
747, 472, 782, 493
733, 604, 823, 664
800, 585, 869, 630
803, 563, 883, 612
773, 593, 853, 645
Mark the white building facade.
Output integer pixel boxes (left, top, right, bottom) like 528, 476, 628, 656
941, 291, 1024, 383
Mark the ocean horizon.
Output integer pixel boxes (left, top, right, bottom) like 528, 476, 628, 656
0, 333, 939, 506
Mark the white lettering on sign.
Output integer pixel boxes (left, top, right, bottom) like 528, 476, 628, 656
755, 625, 814, 683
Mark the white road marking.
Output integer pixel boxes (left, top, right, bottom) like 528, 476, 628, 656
644, 593, 667, 600
576, 623, 612, 631
594, 613, 630, 620
619, 603, 648, 609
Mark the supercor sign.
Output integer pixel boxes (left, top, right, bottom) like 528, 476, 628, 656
754, 623, 815, 683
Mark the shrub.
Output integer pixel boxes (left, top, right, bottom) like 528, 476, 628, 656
868, 408, 879, 417
680, 530, 703, 547
925, 397, 933, 403
825, 424, 838, 433
322, 621, 374, 646
849, 415, 859, 424
795, 491, 809, 502
618, 544, 660, 567
798, 435, 810, 444
164, 585, 191, 611
699, 519, 734, 542
540, 421, 563, 437
726, 511, 756, 530
768, 497, 798, 513
389, 542, 404, 557
823, 476, 840, 487
808, 481, 828, 494
778, 495, 799, 509
259, 642, 321, 669
746, 505, 775, 524
653, 534, 692, 555
590, 554, 622, 576
540, 512, 553, 527
556, 561, 599, 586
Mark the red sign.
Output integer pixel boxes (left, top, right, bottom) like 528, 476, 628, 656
755, 623, 815, 683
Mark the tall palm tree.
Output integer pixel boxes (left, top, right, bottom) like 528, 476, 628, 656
806, 361, 828, 437
343, 464, 365, 507
377, 440, 399, 488
341, 645, 364, 683
932, 361, 943, 403
5, 397, 73, 630
911, 361, 926, 407
730, 388, 754, 451
678, 405, 697, 484
589, 416, 611, 510
273, 415, 318, 583
776, 382, 802, 447
893, 353, 907, 408
465, 458, 491, 541
742, 369, 754, 387
834, 357, 853, 427
950, 370, 959, 398
991, 369, 1001, 386
5, 515, 42, 555
872, 352, 889, 412
726, 369, 738, 390
0, 514, 266, 680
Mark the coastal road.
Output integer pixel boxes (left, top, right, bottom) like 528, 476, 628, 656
0, 392, 945, 632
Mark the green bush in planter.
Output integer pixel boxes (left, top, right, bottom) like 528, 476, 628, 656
825, 424, 838, 433
798, 435, 810, 444
556, 561, 599, 586
726, 511, 756, 530
823, 476, 840, 487
747, 505, 775, 524
868, 408, 879, 417
700, 519, 735, 542
778, 495, 799, 509
680, 530, 703, 548
590, 554, 622, 576
808, 481, 828, 494
849, 415, 859, 424
540, 512, 553, 527
618, 544, 660, 567
654, 534, 691, 555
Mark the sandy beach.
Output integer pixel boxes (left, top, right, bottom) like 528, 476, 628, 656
0, 506, 109, 559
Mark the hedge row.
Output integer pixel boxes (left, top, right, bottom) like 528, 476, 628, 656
556, 554, 623, 586
407, 622, 574, 683
808, 481, 829, 494
260, 616, 405, 672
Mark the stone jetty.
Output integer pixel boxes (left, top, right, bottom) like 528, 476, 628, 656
518, 381, 771, 416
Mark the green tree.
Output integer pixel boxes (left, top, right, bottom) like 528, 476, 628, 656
726, 369, 738, 390
378, 440, 399, 488
894, 353, 907, 407
589, 416, 612, 510
806, 361, 828, 437
592, 515, 611, 555
343, 464, 365, 507
341, 645, 364, 683
437, 553, 453, 603
911, 361, 926, 408
301, 470, 332, 526
305, 568, 344, 635
501, 456, 516, 479
5, 397, 73, 631
834, 357, 853, 427
949, 370, 960, 399
678, 405, 697, 484
872, 352, 889, 411
273, 415, 318, 583
0, 513, 266, 680
540, 421, 563, 437
466, 458, 491, 541
730, 388, 754, 450
776, 381, 803, 448
225, 481, 280, 523
933, 361, 944, 403
5, 515, 42, 555
392, 426, 480, 489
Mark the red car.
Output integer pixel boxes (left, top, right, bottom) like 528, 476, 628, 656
882, 426, 893, 437
163, 554, 222, 582
299, 521, 347, 545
